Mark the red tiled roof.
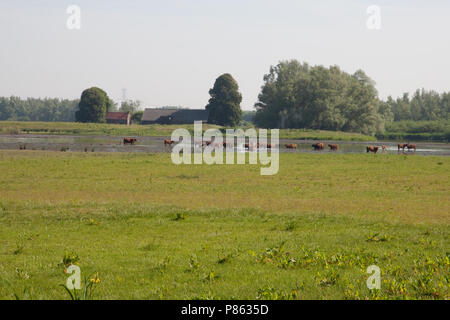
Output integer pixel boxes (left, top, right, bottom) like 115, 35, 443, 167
106, 112, 130, 120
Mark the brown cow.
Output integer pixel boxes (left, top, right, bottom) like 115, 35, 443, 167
312, 143, 324, 150
123, 138, 137, 145
202, 140, 213, 147
257, 143, 275, 149
405, 144, 416, 151
367, 146, 379, 154
328, 144, 338, 151
382, 145, 387, 152
398, 144, 407, 151
164, 139, 175, 146
285, 144, 297, 149
244, 143, 257, 150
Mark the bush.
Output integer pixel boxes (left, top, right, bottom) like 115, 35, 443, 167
377, 120, 450, 141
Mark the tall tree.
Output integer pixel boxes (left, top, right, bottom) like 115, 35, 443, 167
120, 100, 141, 113
254, 60, 310, 128
441, 92, 450, 119
205, 74, 242, 126
75, 87, 112, 123
254, 60, 379, 134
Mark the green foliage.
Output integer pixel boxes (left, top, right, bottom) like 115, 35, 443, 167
154, 256, 172, 274
254, 60, 379, 135
14, 288, 33, 300
366, 232, 390, 242
61, 251, 80, 267
203, 270, 218, 282
217, 252, 235, 264
189, 255, 201, 270
316, 268, 340, 287
174, 213, 186, 221
256, 286, 299, 300
385, 120, 450, 134
0, 120, 375, 141
241, 111, 256, 125
206, 74, 243, 126
0, 121, 223, 138
12, 233, 26, 255
131, 111, 144, 124
15, 268, 30, 280
384, 89, 450, 122
75, 87, 113, 123
378, 120, 450, 141
0, 96, 79, 122
3, 126, 21, 134
284, 221, 297, 232
252, 241, 297, 269
61, 273, 101, 300
120, 100, 141, 113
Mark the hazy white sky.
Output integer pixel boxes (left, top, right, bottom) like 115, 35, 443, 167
0, 0, 449, 110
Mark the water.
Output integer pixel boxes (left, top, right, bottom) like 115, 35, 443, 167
0, 134, 449, 156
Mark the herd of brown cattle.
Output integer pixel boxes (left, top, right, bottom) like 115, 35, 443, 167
123, 138, 417, 154
311, 143, 338, 151
398, 143, 416, 151
165, 139, 277, 150
366, 144, 416, 154
309, 142, 416, 154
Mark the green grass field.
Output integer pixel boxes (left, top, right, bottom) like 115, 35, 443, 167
0, 121, 376, 141
0, 151, 448, 300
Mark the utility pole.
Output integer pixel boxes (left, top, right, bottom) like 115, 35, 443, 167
122, 88, 127, 104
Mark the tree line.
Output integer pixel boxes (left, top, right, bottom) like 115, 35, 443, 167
0, 90, 144, 123
0, 59, 448, 137
0, 96, 79, 122
381, 89, 449, 122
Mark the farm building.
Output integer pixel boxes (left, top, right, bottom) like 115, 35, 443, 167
141, 108, 209, 125
105, 112, 131, 125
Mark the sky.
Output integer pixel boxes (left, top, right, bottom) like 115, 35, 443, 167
0, 0, 449, 110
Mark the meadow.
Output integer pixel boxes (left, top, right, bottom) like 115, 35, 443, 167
0, 121, 376, 142
0, 151, 448, 300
